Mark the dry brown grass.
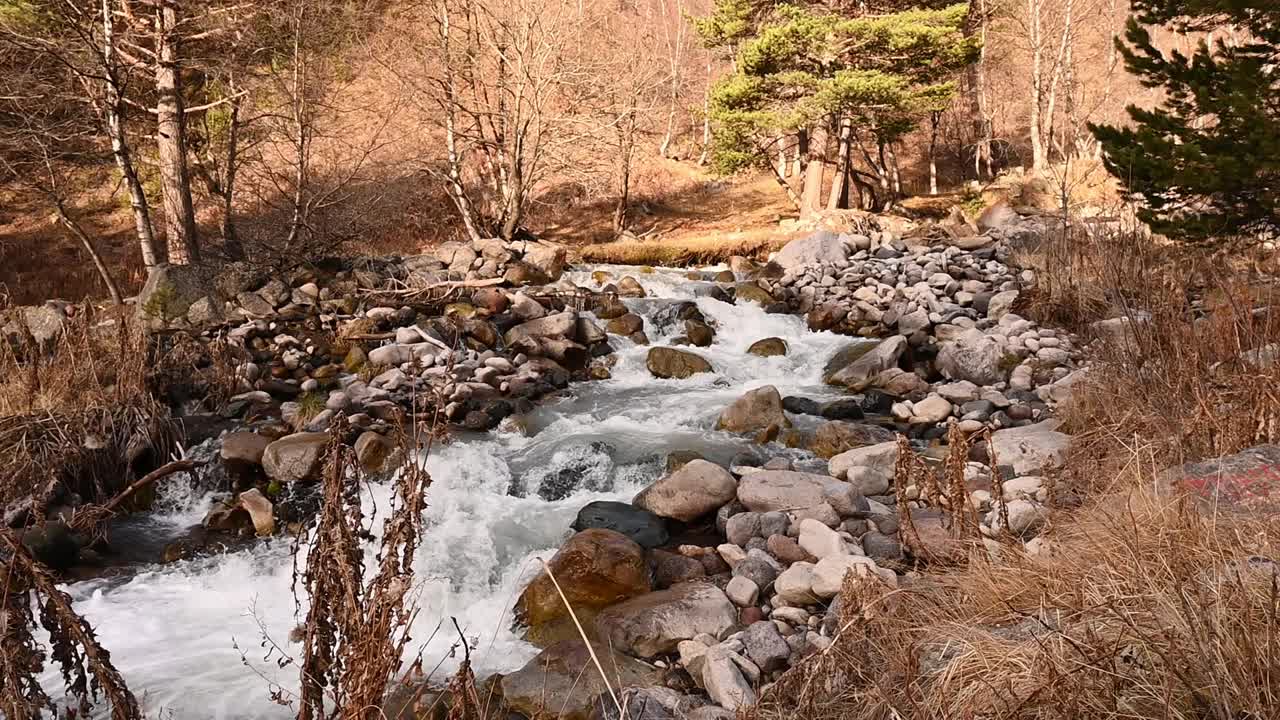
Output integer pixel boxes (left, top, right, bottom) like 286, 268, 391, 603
755, 230, 1280, 720
575, 232, 794, 267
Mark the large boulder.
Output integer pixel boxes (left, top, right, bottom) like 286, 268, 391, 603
499, 640, 663, 720
634, 460, 738, 522
734, 282, 774, 305
647, 347, 713, 379
773, 230, 849, 270
504, 311, 578, 347
261, 432, 330, 483
936, 328, 1006, 386
136, 263, 223, 330
829, 441, 899, 496
747, 337, 787, 357
221, 432, 271, 466
1159, 444, 1280, 514
716, 385, 789, 434
523, 242, 567, 281
827, 336, 908, 391
809, 421, 896, 459
595, 582, 737, 658
737, 470, 831, 513
976, 200, 1020, 233
989, 420, 1071, 477
571, 501, 669, 549
515, 529, 650, 644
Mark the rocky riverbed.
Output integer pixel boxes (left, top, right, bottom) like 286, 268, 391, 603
18, 219, 1096, 718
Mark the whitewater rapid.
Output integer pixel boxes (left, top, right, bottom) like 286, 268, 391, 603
42, 265, 858, 718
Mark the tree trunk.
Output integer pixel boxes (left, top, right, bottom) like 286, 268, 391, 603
1043, 0, 1075, 165
221, 80, 244, 260
777, 133, 788, 179
966, 0, 991, 178
826, 116, 852, 211
101, 0, 159, 270
54, 199, 123, 304
1027, 0, 1046, 171
928, 111, 941, 195
799, 127, 825, 219
792, 128, 806, 178
613, 107, 637, 235
155, 0, 199, 265
438, 0, 482, 243
697, 59, 711, 166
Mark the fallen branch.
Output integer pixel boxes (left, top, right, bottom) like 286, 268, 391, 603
102, 458, 204, 514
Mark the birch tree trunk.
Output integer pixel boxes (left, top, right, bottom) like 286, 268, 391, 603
1027, 0, 1046, 171
826, 116, 851, 211
438, 0, 483, 242
928, 111, 941, 195
101, 0, 160, 270
155, 0, 199, 264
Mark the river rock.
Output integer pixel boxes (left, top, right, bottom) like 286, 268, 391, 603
354, 431, 395, 472
989, 420, 1070, 476
262, 432, 330, 483
515, 529, 650, 643
606, 313, 644, 336
987, 290, 1019, 321
634, 459, 738, 522
747, 337, 788, 357
591, 687, 707, 720
810, 555, 877, 598
500, 640, 662, 720
505, 311, 578, 347
936, 328, 1006, 385
774, 230, 849, 269
236, 488, 275, 537
595, 582, 737, 658
697, 647, 756, 710
734, 282, 774, 305
725, 576, 760, 607
716, 385, 789, 434
828, 441, 898, 496
221, 432, 271, 466
732, 549, 781, 590
525, 243, 567, 280
571, 501, 669, 548
809, 421, 896, 458
741, 621, 790, 672
737, 470, 830, 513
774, 562, 819, 605
827, 336, 908, 391
986, 499, 1047, 536
797, 518, 846, 559
647, 347, 713, 379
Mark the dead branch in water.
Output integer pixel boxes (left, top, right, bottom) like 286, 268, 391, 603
0, 531, 141, 720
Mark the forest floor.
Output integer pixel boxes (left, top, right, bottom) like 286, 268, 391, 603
0, 158, 804, 305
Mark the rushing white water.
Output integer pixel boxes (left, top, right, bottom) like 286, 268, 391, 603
39, 265, 862, 719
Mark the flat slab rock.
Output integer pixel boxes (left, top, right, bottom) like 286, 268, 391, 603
594, 582, 737, 658
1161, 445, 1280, 513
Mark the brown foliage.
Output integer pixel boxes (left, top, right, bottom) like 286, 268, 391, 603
293, 415, 435, 720
0, 531, 141, 719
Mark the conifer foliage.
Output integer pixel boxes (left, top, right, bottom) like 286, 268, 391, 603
1091, 1, 1279, 242
696, 0, 978, 202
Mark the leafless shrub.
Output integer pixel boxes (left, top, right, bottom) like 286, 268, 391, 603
287, 412, 436, 720
0, 530, 141, 720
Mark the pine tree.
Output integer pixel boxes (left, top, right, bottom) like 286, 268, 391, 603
696, 0, 978, 209
1090, 1, 1279, 243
